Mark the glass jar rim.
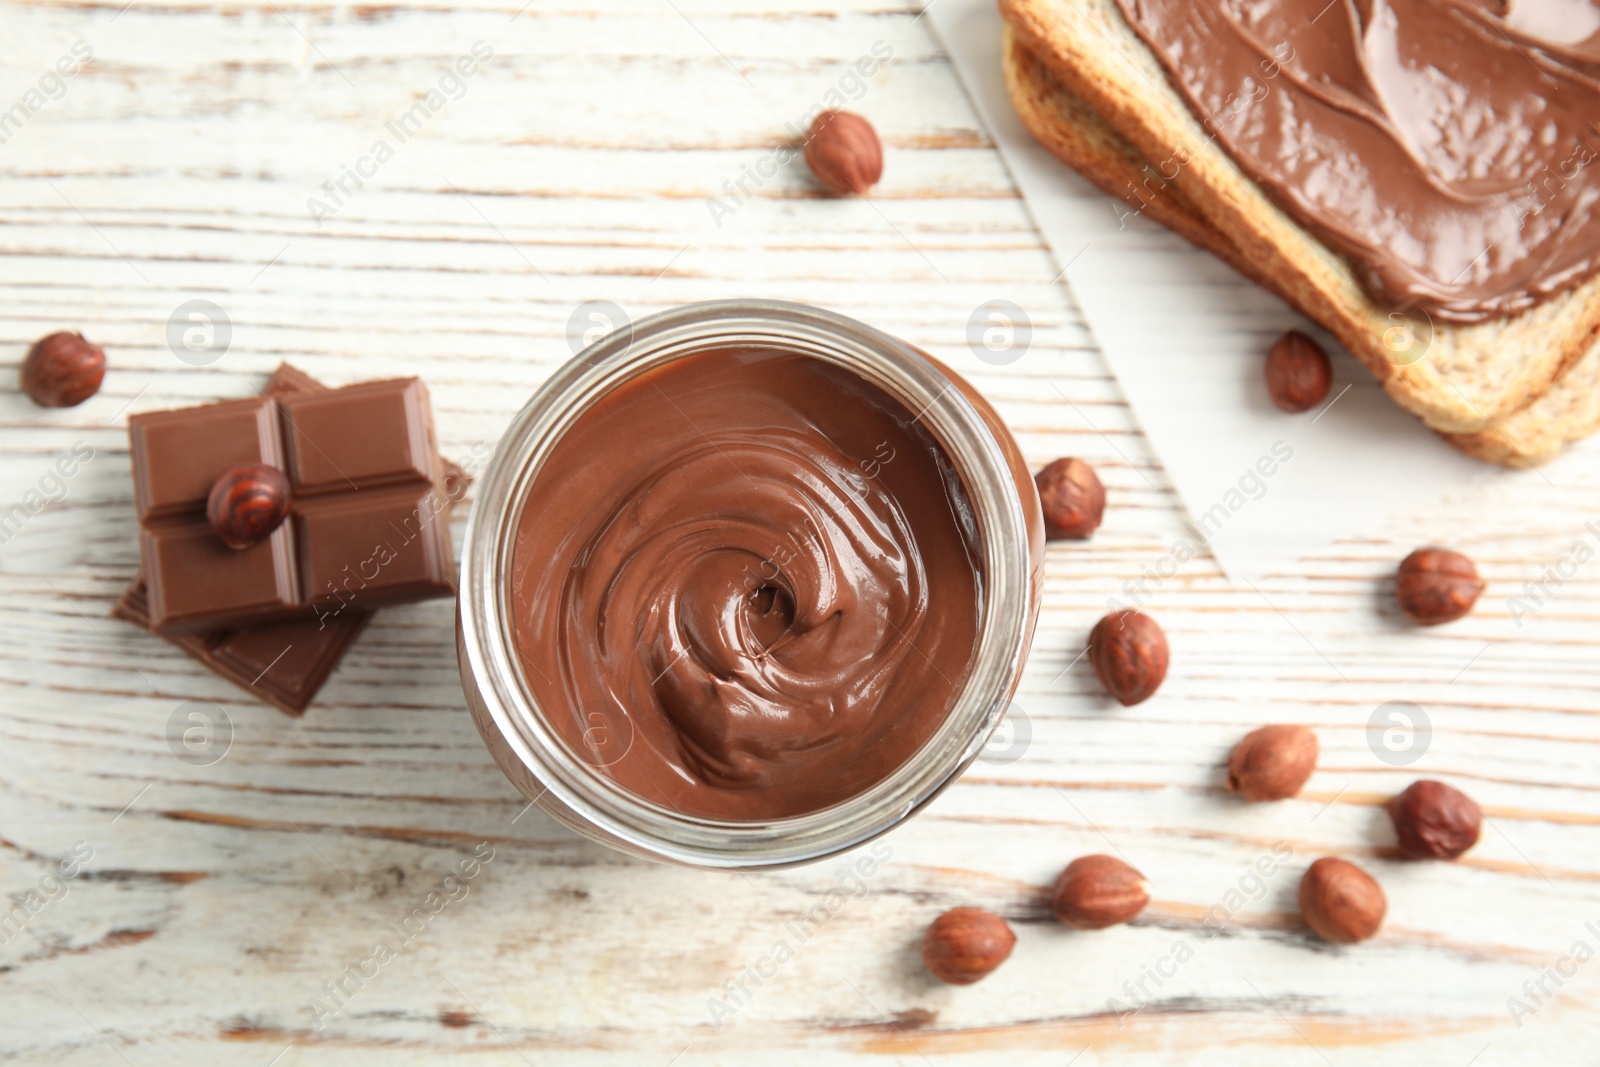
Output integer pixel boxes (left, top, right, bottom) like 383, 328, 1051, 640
458, 299, 1034, 869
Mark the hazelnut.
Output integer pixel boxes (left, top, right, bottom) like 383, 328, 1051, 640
1226, 724, 1318, 801
921, 907, 1015, 985
1298, 857, 1385, 944
1087, 610, 1168, 706
1035, 457, 1105, 540
1051, 854, 1150, 929
803, 110, 883, 196
1264, 330, 1331, 413
21, 331, 105, 408
1388, 780, 1481, 860
1396, 547, 1483, 625
207, 464, 292, 550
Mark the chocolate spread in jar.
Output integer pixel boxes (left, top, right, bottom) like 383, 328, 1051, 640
1116, 0, 1600, 323
509, 348, 983, 821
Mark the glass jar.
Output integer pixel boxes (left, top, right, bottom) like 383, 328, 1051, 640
457, 300, 1043, 869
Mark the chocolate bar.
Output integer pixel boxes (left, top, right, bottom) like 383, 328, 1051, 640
112, 363, 467, 716
130, 375, 457, 635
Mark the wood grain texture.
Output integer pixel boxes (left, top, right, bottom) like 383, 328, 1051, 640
2, 1, 1599, 1063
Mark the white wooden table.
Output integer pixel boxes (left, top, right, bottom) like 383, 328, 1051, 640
4, 2, 1599, 1063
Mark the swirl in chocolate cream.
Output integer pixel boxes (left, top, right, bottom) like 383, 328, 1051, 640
510, 349, 982, 821
1116, 0, 1600, 322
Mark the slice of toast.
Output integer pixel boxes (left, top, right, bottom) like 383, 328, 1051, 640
1001, 30, 1600, 466
998, 0, 1600, 437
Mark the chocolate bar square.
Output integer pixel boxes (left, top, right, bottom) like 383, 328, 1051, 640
131, 397, 284, 521
279, 379, 439, 491
142, 518, 301, 630
130, 377, 456, 635
295, 484, 457, 628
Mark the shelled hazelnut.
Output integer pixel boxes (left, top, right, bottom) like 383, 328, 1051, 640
1298, 857, 1385, 943
1226, 725, 1318, 801
1265, 330, 1331, 413
1051, 855, 1150, 929
207, 464, 292, 550
803, 111, 882, 196
1389, 780, 1481, 860
1395, 547, 1483, 625
1035, 457, 1105, 540
1087, 610, 1168, 705
922, 907, 1016, 985
21, 331, 105, 408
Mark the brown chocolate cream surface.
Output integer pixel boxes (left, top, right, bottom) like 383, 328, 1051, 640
1116, 0, 1600, 322
509, 348, 983, 821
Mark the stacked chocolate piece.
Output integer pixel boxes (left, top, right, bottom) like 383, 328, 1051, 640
113, 364, 467, 715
